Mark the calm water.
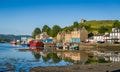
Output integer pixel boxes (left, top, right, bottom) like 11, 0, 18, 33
0, 43, 73, 72
1, 43, 119, 72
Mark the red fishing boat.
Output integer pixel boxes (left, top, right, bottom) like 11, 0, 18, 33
29, 40, 44, 51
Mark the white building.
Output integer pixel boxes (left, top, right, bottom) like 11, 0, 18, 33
93, 28, 120, 44
106, 28, 120, 43
35, 32, 49, 40
93, 34, 104, 42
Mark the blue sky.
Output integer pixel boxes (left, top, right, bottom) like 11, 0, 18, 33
0, 0, 120, 35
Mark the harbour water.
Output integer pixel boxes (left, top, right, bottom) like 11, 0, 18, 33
0, 43, 73, 72
1, 43, 120, 72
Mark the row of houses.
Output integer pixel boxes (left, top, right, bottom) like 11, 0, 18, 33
34, 27, 88, 50
35, 27, 120, 45
94, 28, 120, 44
35, 27, 88, 44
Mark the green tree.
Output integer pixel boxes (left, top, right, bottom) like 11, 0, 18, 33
84, 24, 91, 31
98, 26, 108, 34
78, 23, 84, 29
73, 21, 79, 28
62, 26, 73, 32
113, 20, 120, 28
49, 30, 54, 37
98, 58, 107, 63
32, 27, 41, 38
42, 25, 51, 35
52, 25, 61, 37
88, 32, 94, 38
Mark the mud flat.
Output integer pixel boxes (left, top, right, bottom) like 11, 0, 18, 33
17, 48, 30, 51
30, 62, 120, 72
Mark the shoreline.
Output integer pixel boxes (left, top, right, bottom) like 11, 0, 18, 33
18, 44, 120, 72
30, 62, 120, 72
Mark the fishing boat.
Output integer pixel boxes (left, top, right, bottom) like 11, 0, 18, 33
29, 40, 44, 51
10, 41, 16, 46
10, 40, 20, 46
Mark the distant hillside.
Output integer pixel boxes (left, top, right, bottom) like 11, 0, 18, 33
0, 34, 15, 40
62, 20, 116, 34
0, 34, 32, 42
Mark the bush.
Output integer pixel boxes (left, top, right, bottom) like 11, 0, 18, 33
86, 57, 98, 64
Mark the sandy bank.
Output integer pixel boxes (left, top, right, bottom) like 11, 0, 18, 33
30, 62, 120, 72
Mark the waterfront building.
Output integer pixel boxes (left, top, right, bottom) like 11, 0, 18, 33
57, 31, 65, 42
57, 27, 88, 43
93, 28, 120, 44
35, 32, 53, 43
21, 36, 31, 44
93, 34, 104, 43
106, 28, 120, 44
78, 27, 88, 42
36, 32, 49, 40
64, 31, 71, 43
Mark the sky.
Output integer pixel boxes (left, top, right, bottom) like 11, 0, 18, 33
0, 0, 120, 35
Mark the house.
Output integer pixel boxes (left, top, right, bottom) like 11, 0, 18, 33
57, 27, 88, 43
93, 28, 120, 44
106, 28, 120, 44
79, 27, 88, 42
70, 28, 80, 43
57, 31, 65, 42
104, 33, 110, 43
21, 36, 32, 44
93, 34, 104, 43
35, 32, 53, 43
36, 32, 49, 40
64, 32, 71, 43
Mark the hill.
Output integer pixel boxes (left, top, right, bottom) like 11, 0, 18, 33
84, 20, 116, 34
62, 20, 117, 34
0, 34, 31, 42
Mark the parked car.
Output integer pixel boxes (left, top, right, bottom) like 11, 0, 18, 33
97, 41, 104, 44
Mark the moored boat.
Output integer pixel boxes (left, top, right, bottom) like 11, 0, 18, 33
29, 40, 44, 51
10, 41, 16, 46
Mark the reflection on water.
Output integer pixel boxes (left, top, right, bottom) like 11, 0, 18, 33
93, 50, 120, 62
31, 50, 89, 64
0, 43, 73, 72
42, 53, 62, 63
57, 51, 88, 64
1, 43, 120, 72
31, 51, 41, 61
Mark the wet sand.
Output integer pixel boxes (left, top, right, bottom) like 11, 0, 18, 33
30, 62, 120, 72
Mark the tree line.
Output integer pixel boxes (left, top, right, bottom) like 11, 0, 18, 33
32, 25, 61, 38
32, 20, 120, 38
